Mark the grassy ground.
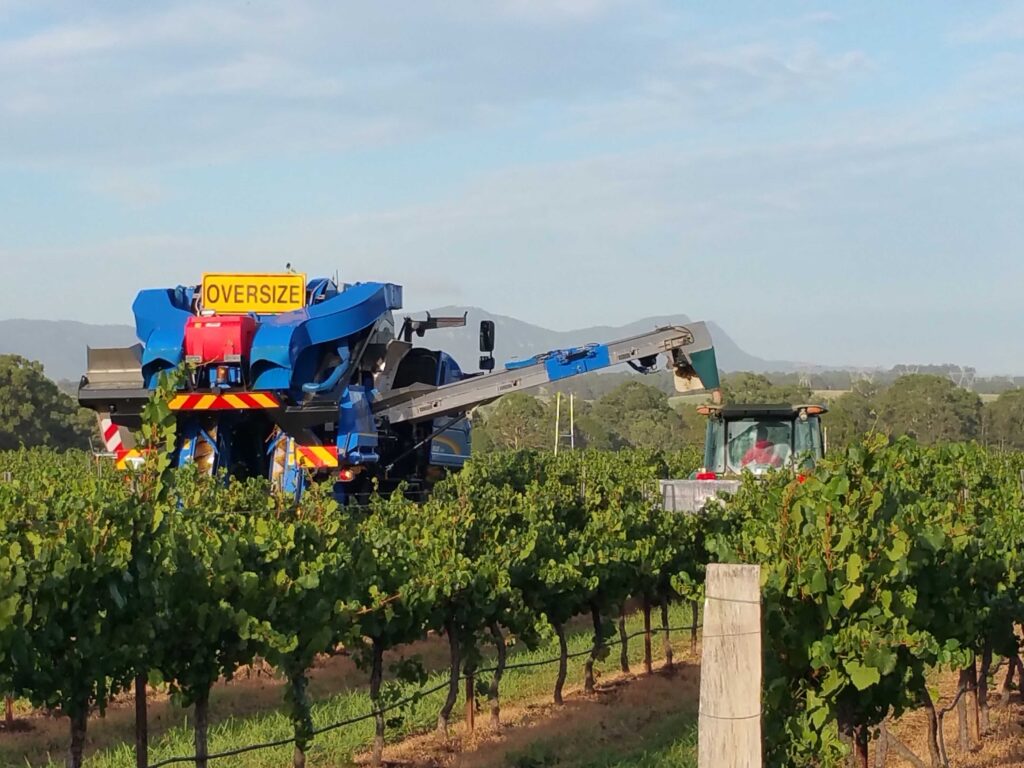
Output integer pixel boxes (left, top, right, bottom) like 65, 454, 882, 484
384, 666, 699, 768
1, 605, 700, 768
11, 609, 1024, 767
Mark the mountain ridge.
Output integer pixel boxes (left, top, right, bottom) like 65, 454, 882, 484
410, 306, 804, 374
0, 312, 803, 382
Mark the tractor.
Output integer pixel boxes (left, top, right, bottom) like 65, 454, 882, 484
661, 402, 828, 512
693, 402, 828, 479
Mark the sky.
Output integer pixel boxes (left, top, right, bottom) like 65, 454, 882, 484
0, 2, 1022, 374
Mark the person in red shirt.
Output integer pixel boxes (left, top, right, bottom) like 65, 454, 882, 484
741, 425, 782, 468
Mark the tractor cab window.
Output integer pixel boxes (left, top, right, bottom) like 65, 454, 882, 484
725, 418, 793, 474
793, 415, 825, 468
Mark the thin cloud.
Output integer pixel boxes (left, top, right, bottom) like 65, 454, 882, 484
0, 2, 868, 168
0, 2, 306, 61
86, 172, 167, 209
948, 52, 1024, 107
4, 122, 1022, 371
568, 42, 868, 134
146, 54, 349, 99
0, 3, 1021, 371
0, 23, 119, 61
497, 0, 625, 22
952, 1, 1024, 43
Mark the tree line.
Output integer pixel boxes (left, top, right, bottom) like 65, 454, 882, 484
544, 365, 1024, 398
824, 375, 1024, 450
2, 351, 1022, 457
476, 372, 1024, 454
0, 356, 93, 452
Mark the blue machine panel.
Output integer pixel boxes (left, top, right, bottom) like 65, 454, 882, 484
544, 344, 611, 381
505, 343, 612, 382
336, 386, 380, 463
133, 287, 195, 387
430, 353, 470, 466
250, 281, 402, 392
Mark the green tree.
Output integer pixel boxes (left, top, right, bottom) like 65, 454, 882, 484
513, 456, 592, 704
470, 417, 498, 454
668, 406, 705, 448
478, 393, 551, 451
984, 388, 1024, 450
0, 356, 93, 451
588, 381, 694, 450
875, 374, 982, 444
414, 473, 536, 737
824, 381, 878, 449
720, 372, 813, 405
572, 399, 616, 450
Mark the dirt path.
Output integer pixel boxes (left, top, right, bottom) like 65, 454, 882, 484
0, 638, 451, 766
361, 661, 1024, 768
7, 636, 1024, 768
357, 659, 701, 768
886, 668, 1024, 767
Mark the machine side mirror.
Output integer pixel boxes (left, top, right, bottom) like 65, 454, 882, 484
479, 355, 495, 371
479, 320, 495, 353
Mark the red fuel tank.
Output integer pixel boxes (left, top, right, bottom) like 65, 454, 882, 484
184, 315, 257, 364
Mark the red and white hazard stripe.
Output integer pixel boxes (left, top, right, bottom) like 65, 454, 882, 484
99, 417, 124, 453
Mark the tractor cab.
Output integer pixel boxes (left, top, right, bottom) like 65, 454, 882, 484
696, 403, 827, 478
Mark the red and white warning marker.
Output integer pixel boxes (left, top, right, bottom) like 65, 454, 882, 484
100, 417, 124, 453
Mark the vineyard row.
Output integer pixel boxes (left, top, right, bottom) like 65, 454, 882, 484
1, 436, 1023, 768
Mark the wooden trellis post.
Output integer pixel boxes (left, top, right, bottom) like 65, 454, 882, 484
698, 564, 762, 768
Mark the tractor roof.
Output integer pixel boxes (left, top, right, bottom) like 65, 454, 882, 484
697, 403, 828, 419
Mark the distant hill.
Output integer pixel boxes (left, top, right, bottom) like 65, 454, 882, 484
0, 319, 138, 383
410, 306, 802, 374
0, 310, 800, 383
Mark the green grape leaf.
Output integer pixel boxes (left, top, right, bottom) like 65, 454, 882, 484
844, 660, 880, 691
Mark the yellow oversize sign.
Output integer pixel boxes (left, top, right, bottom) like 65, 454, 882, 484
201, 272, 307, 314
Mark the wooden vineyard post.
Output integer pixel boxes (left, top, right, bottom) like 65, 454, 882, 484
698, 564, 762, 768
643, 598, 653, 675
135, 674, 148, 768
465, 670, 475, 733
690, 600, 699, 656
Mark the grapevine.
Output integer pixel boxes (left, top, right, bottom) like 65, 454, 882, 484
0, 436, 1023, 768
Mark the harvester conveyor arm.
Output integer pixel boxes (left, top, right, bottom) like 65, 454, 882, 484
373, 322, 719, 426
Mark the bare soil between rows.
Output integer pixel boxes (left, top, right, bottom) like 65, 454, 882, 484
354, 659, 700, 768
888, 668, 1024, 768
5, 638, 1024, 767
